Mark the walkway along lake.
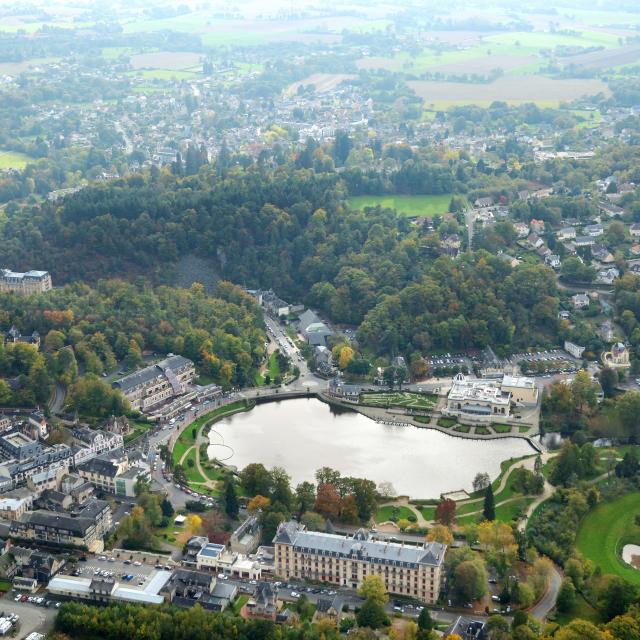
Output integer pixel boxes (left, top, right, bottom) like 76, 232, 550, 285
207, 398, 535, 498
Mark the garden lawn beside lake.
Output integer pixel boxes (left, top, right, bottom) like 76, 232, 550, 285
576, 492, 640, 585
348, 194, 452, 217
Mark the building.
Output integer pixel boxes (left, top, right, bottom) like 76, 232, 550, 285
0, 270, 52, 296
3, 327, 40, 349
444, 374, 511, 420
445, 616, 486, 640
0, 496, 32, 521
244, 581, 277, 620
602, 342, 630, 369
273, 522, 445, 604
112, 355, 195, 412
500, 375, 538, 406
230, 516, 261, 554
327, 379, 361, 403
10, 499, 112, 552
571, 293, 590, 309
564, 341, 585, 360
315, 346, 334, 375
162, 568, 237, 612
315, 593, 345, 623
77, 452, 148, 497
72, 428, 123, 465
48, 569, 173, 605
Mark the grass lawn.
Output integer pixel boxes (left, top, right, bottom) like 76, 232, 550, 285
454, 425, 471, 433
491, 423, 513, 434
475, 426, 491, 435
554, 593, 602, 626
347, 194, 452, 217
232, 595, 249, 614
375, 505, 415, 523
421, 506, 436, 521
0, 150, 34, 169
437, 417, 457, 428
495, 497, 535, 523
360, 391, 436, 410
518, 425, 531, 433
576, 492, 640, 585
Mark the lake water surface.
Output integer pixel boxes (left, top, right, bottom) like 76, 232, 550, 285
207, 398, 534, 498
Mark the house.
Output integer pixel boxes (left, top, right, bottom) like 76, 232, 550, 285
602, 342, 630, 369
558, 227, 576, 241
598, 202, 624, 217
558, 310, 571, 321
564, 341, 585, 359
244, 582, 277, 620
162, 568, 237, 612
630, 224, 640, 239
315, 593, 345, 622
112, 355, 195, 412
544, 254, 561, 269
3, 327, 40, 349
574, 235, 595, 248
591, 243, 614, 263
443, 234, 461, 250
596, 267, 620, 285
314, 346, 333, 375
527, 233, 543, 249
571, 293, 590, 309
513, 222, 529, 238
530, 219, 545, 234
327, 379, 361, 403
445, 616, 486, 640
584, 224, 604, 237
474, 197, 493, 208
274, 522, 445, 604
298, 310, 334, 347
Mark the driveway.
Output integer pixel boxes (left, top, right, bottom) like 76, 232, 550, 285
530, 563, 563, 621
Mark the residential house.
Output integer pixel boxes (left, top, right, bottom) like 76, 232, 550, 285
596, 267, 620, 285
527, 233, 543, 249
513, 222, 529, 238
574, 235, 595, 248
602, 342, 630, 369
244, 582, 277, 620
229, 516, 261, 555
591, 243, 614, 264
584, 224, 604, 237
558, 227, 576, 241
162, 568, 237, 612
530, 219, 545, 234
572, 293, 590, 309
315, 346, 334, 375
544, 254, 561, 269
315, 593, 345, 622
630, 223, 640, 239
474, 197, 493, 208
327, 379, 361, 403
3, 327, 40, 349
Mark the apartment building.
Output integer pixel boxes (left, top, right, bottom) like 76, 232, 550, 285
112, 355, 195, 412
273, 522, 446, 604
0, 270, 52, 296
10, 499, 112, 553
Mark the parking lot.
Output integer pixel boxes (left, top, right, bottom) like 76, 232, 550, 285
62, 556, 172, 585
0, 597, 57, 638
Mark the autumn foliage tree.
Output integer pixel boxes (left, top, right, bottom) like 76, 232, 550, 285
314, 483, 341, 518
435, 499, 456, 526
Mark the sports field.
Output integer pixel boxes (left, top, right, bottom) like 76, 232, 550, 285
348, 194, 452, 217
576, 492, 640, 585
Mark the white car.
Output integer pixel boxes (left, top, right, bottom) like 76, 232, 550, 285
290, 591, 300, 598
133, 561, 142, 566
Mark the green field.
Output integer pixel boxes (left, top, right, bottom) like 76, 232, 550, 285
129, 69, 198, 81
0, 150, 34, 169
576, 492, 640, 585
360, 391, 436, 410
348, 194, 452, 217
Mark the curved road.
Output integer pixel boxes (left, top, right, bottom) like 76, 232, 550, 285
531, 563, 563, 621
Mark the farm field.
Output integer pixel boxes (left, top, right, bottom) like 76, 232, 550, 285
576, 492, 640, 585
409, 75, 610, 110
0, 57, 60, 76
130, 69, 199, 81
348, 194, 452, 217
0, 151, 34, 169
360, 392, 437, 410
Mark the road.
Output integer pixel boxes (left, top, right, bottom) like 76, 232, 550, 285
47, 382, 66, 415
530, 563, 563, 621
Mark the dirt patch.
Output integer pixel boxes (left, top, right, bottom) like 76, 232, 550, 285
560, 44, 640, 69
130, 51, 202, 70
288, 73, 357, 94
409, 74, 611, 107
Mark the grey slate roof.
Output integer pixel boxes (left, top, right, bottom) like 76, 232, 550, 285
274, 522, 445, 568
113, 355, 192, 393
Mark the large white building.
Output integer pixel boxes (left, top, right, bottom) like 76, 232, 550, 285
273, 522, 446, 604
444, 374, 511, 420
0, 269, 52, 296
112, 355, 195, 411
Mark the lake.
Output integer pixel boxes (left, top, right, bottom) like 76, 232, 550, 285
207, 398, 534, 498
